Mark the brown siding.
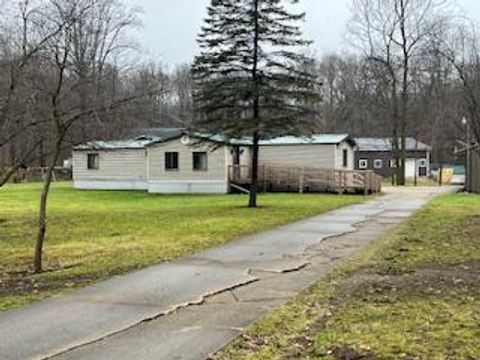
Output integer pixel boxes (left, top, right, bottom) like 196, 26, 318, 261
355, 150, 430, 178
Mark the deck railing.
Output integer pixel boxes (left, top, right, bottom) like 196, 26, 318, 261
228, 164, 382, 194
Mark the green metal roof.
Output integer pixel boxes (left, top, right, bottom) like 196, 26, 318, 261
75, 129, 354, 150
190, 133, 353, 146
259, 134, 352, 146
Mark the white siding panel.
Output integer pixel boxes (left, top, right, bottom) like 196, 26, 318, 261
335, 142, 356, 170
148, 139, 228, 181
74, 180, 148, 190
148, 180, 228, 194
72, 149, 147, 181
258, 144, 336, 169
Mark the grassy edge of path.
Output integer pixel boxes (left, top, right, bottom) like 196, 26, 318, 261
0, 183, 368, 312
215, 192, 480, 360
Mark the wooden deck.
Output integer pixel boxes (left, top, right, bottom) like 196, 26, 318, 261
228, 165, 382, 194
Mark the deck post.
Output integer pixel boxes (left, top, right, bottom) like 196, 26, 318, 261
337, 170, 344, 194
263, 165, 267, 193
299, 167, 305, 193
364, 171, 369, 195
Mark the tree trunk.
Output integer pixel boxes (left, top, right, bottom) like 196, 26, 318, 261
34, 137, 62, 273
397, 0, 409, 186
390, 75, 400, 186
248, 0, 260, 208
249, 132, 260, 208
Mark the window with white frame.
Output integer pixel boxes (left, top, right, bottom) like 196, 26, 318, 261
390, 159, 397, 168
374, 159, 383, 169
358, 159, 368, 169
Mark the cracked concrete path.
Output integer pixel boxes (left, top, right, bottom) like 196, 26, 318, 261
0, 187, 453, 360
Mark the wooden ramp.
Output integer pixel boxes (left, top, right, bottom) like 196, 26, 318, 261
228, 165, 382, 194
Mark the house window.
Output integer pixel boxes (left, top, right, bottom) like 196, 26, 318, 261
87, 153, 99, 170
358, 159, 368, 169
193, 152, 208, 171
390, 159, 397, 168
342, 149, 348, 168
165, 152, 179, 171
374, 159, 383, 169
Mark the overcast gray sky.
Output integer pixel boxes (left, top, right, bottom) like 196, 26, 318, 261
132, 0, 479, 66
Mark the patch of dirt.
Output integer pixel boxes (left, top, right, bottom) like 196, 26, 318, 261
0, 266, 97, 298
280, 262, 480, 360
330, 346, 377, 360
283, 335, 315, 359
341, 262, 480, 302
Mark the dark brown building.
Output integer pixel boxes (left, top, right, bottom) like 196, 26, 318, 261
354, 138, 431, 179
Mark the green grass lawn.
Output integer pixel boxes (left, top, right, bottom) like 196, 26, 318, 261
0, 182, 366, 312
215, 193, 480, 360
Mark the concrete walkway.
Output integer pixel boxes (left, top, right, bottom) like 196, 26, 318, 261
0, 187, 452, 360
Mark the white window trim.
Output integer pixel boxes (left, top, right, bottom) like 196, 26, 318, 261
374, 159, 383, 169
358, 159, 368, 169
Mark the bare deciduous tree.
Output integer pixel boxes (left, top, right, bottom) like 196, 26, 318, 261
349, 0, 450, 184
23, 0, 142, 273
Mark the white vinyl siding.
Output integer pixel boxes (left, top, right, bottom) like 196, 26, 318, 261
258, 144, 336, 169
148, 138, 227, 181
73, 149, 147, 181
335, 142, 356, 170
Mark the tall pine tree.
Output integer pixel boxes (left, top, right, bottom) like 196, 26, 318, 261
192, 0, 320, 207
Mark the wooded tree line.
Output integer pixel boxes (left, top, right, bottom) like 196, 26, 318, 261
0, 0, 193, 187
2, 0, 479, 185
317, 0, 480, 184
1, 0, 480, 270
